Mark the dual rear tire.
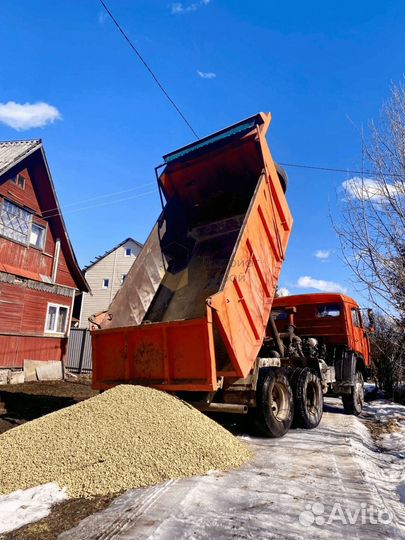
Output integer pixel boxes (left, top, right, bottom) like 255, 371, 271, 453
288, 367, 324, 429
254, 367, 323, 437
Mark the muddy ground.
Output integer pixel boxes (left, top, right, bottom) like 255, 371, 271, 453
0, 379, 97, 435
0, 379, 102, 540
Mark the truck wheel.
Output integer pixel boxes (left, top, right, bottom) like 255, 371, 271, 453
342, 370, 364, 415
254, 368, 294, 437
275, 163, 288, 193
289, 368, 323, 429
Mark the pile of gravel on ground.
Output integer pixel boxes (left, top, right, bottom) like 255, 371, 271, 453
0, 385, 251, 498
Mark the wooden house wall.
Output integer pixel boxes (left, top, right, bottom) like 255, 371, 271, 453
0, 154, 83, 368
0, 167, 76, 288
0, 280, 73, 368
0, 336, 68, 369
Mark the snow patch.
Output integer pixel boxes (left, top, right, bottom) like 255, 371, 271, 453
0, 482, 68, 534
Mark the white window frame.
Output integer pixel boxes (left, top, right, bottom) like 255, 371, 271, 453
0, 198, 47, 250
120, 273, 127, 284
124, 247, 132, 257
29, 222, 47, 250
44, 303, 69, 335
0, 198, 32, 245
102, 278, 110, 289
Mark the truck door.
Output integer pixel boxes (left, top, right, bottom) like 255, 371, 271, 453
350, 307, 369, 363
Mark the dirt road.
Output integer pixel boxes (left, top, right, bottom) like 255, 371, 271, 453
59, 397, 405, 540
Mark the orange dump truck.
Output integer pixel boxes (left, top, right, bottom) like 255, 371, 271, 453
91, 112, 372, 437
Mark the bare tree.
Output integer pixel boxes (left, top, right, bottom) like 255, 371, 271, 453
335, 82, 405, 396
371, 314, 405, 399
336, 82, 405, 321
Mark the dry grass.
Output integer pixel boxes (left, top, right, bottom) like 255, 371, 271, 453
0, 495, 113, 540
365, 418, 402, 441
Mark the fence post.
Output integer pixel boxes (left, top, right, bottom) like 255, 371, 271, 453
77, 330, 87, 374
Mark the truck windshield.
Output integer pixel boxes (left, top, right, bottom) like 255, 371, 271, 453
317, 304, 341, 318
272, 309, 288, 320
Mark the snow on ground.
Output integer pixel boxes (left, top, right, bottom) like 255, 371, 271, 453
361, 398, 405, 508
59, 397, 405, 540
0, 483, 67, 534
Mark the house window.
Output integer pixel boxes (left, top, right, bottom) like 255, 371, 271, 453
124, 247, 132, 257
45, 304, 69, 334
102, 278, 109, 289
10, 173, 25, 189
120, 274, 127, 284
0, 200, 32, 244
30, 223, 46, 249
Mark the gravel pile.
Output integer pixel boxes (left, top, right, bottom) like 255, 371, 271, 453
0, 385, 250, 498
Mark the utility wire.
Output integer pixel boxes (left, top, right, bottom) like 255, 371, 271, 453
279, 162, 405, 178
98, 0, 199, 139
43, 189, 156, 221
42, 181, 156, 217
37, 157, 404, 221
96, 1, 405, 178
42, 160, 403, 219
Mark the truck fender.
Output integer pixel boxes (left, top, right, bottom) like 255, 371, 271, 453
335, 351, 366, 386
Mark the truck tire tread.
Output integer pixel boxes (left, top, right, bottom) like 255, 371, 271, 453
288, 367, 323, 429
254, 367, 294, 438
342, 370, 364, 415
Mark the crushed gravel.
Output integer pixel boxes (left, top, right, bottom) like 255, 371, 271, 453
0, 385, 251, 498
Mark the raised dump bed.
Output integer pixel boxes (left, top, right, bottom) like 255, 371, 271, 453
92, 113, 292, 392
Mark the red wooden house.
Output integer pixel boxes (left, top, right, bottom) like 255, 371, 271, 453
0, 139, 89, 373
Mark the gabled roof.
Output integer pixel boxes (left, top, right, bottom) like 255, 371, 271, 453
83, 237, 143, 272
0, 139, 90, 293
0, 139, 42, 176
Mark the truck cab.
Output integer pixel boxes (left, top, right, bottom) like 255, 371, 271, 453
270, 293, 372, 414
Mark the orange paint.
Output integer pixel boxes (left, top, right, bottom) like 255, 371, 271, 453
92, 113, 293, 391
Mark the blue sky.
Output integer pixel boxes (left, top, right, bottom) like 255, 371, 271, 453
0, 0, 404, 302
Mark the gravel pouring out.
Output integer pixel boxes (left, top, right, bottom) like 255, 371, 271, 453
0, 385, 251, 498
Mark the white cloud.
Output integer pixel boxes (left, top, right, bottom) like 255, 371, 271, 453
170, 0, 210, 14
297, 275, 347, 294
277, 287, 290, 297
342, 177, 400, 202
171, 2, 197, 14
0, 101, 61, 131
314, 249, 331, 261
197, 70, 216, 79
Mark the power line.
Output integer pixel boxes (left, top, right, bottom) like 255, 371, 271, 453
37, 159, 404, 221
43, 189, 156, 221
279, 162, 405, 178
97, 0, 199, 139
42, 160, 403, 219
42, 181, 156, 217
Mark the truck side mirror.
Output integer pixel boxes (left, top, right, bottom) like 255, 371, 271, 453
367, 308, 375, 333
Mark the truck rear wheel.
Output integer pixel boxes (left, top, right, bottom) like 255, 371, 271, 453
254, 368, 294, 438
342, 370, 364, 415
289, 368, 323, 429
